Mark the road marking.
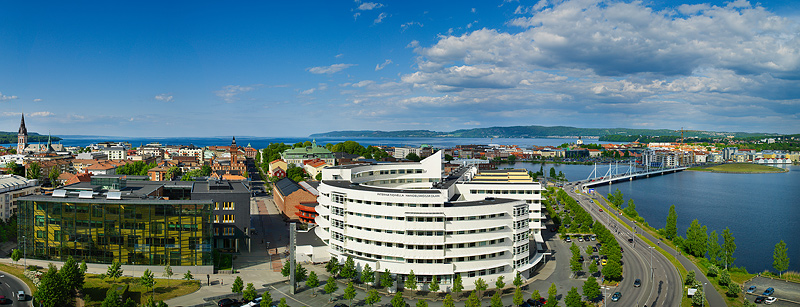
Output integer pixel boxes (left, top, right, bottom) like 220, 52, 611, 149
270, 284, 310, 306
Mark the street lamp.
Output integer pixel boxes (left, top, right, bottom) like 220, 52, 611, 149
701, 282, 707, 307
648, 246, 656, 281
22, 235, 26, 267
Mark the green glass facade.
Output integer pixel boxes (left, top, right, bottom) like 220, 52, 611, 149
18, 198, 213, 266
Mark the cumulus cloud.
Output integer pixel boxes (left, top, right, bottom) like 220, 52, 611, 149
358, 2, 383, 10
0, 92, 18, 101
30, 111, 54, 117
214, 85, 256, 103
154, 93, 174, 102
307, 63, 356, 74
374, 12, 387, 24
33, 98, 42, 102
401, 21, 423, 32
375, 59, 392, 71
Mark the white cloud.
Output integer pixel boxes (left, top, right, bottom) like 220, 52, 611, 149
471, 8, 476, 13
30, 111, 54, 117
352, 80, 375, 87
33, 98, 42, 102
307, 63, 356, 74
214, 85, 256, 103
358, 2, 383, 10
0, 92, 18, 101
301, 88, 316, 95
335, 53, 344, 58
154, 93, 174, 102
353, 12, 361, 20
375, 59, 393, 71
401, 21, 423, 32
374, 12, 388, 24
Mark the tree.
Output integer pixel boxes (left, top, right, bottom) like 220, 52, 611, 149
685, 270, 697, 286
295, 263, 308, 282
163, 264, 174, 286
513, 272, 523, 288
624, 199, 638, 218
60, 256, 84, 294
106, 262, 123, 282
588, 261, 598, 275
6, 161, 24, 176
707, 230, 721, 266
513, 287, 524, 306
773, 240, 790, 277
685, 219, 707, 257
546, 283, 558, 307
452, 274, 464, 298
26, 162, 41, 180
80, 260, 88, 274
583, 276, 601, 302
380, 269, 394, 290
465, 291, 481, 307
315, 173, 322, 181
344, 282, 357, 305
474, 277, 487, 298
243, 283, 258, 302
231, 276, 244, 294
665, 205, 678, 239
549, 167, 556, 178
495, 275, 505, 290
48, 165, 60, 187
565, 287, 582, 307
532, 289, 541, 301
277, 297, 289, 307
35, 264, 69, 307
324, 276, 338, 302
416, 300, 429, 307
260, 290, 273, 307
405, 153, 421, 162
391, 292, 406, 307
341, 256, 356, 280
570, 251, 583, 275
490, 291, 503, 307
140, 269, 156, 297
726, 282, 740, 297
444, 154, 454, 161
602, 258, 622, 281
429, 275, 440, 292
361, 263, 374, 285
306, 271, 319, 296
405, 270, 417, 292
607, 189, 624, 208
692, 288, 705, 306
325, 257, 340, 277
443, 294, 455, 307
10, 249, 21, 264
365, 289, 382, 306
719, 269, 732, 286
184, 270, 193, 281
281, 259, 291, 277
722, 227, 737, 269
707, 265, 719, 277
101, 288, 122, 307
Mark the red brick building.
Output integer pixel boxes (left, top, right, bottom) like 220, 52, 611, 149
272, 178, 318, 223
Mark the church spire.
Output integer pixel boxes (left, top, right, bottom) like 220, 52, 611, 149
18, 113, 27, 135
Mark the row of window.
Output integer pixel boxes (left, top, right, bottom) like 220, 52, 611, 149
214, 227, 235, 236
343, 235, 507, 250
215, 202, 235, 210
326, 194, 443, 208
513, 243, 529, 255
364, 178, 437, 185
214, 215, 235, 223
353, 169, 425, 178
343, 211, 507, 221
330, 244, 512, 266
345, 224, 508, 236
469, 189, 539, 195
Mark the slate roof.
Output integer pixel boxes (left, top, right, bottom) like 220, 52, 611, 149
274, 177, 303, 197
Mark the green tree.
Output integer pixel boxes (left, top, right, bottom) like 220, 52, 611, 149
513, 272, 523, 288
570, 252, 583, 275
344, 282, 357, 306
549, 167, 556, 178
452, 274, 464, 299
588, 261, 598, 274
726, 282, 740, 297
106, 262, 123, 282
365, 289, 382, 306
295, 263, 308, 282
722, 227, 737, 269
405, 270, 417, 292
361, 263, 374, 285
341, 256, 356, 280
140, 268, 155, 293
163, 264, 174, 286
707, 265, 719, 277
380, 269, 394, 290
532, 289, 541, 301
719, 269, 732, 286
101, 288, 122, 307
391, 292, 406, 307
443, 294, 455, 307
773, 240, 790, 277
607, 189, 624, 208
416, 300, 429, 307
685, 219, 708, 257
465, 291, 481, 307
324, 276, 338, 302
494, 275, 505, 290
707, 230, 721, 266
325, 257, 340, 277
665, 205, 678, 239
6, 161, 24, 176
474, 277, 488, 298
405, 153, 421, 162
80, 260, 88, 274
306, 271, 319, 296
260, 290, 273, 307
602, 258, 622, 281
490, 291, 503, 307
277, 297, 289, 307
26, 162, 41, 180
48, 165, 60, 187
692, 288, 704, 306
685, 270, 697, 286
35, 264, 69, 307
429, 275, 440, 292
513, 287, 524, 305
183, 270, 193, 281
565, 287, 582, 307
583, 276, 601, 302
546, 283, 558, 307
281, 259, 291, 277
60, 255, 84, 294
624, 199, 638, 218
243, 283, 258, 301
10, 249, 21, 264
231, 276, 244, 294
444, 154, 454, 161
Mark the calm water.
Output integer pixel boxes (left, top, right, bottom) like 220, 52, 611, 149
511, 161, 800, 273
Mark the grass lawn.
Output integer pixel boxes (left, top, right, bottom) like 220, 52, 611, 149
0, 263, 37, 292
691, 163, 786, 173
82, 274, 200, 306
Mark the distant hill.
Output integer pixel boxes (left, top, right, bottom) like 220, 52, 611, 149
0, 131, 61, 144
310, 125, 780, 139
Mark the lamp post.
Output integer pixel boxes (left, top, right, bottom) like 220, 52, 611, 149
22, 235, 26, 267
648, 246, 655, 281
701, 282, 707, 307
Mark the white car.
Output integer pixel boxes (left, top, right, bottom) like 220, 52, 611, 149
240, 297, 263, 307
765, 297, 777, 305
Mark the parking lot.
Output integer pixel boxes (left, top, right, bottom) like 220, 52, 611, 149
561, 233, 602, 277
743, 276, 800, 306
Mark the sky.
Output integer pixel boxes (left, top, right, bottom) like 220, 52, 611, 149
1, 0, 799, 137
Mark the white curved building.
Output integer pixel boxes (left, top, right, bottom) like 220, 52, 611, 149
313, 151, 545, 290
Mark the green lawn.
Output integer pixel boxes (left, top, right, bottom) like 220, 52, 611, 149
691, 163, 786, 173
82, 274, 200, 306
0, 263, 37, 292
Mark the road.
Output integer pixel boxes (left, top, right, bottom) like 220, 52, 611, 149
563, 182, 682, 307
0, 271, 32, 307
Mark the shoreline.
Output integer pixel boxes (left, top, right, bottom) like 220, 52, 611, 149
687, 164, 790, 174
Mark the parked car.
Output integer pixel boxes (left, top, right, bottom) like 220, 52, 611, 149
747, 286, 757, 293
755, 296, 766, 303
578, 237, 584, 242
584, 235, 591, 241
601, 259, 608, 266
240, 297, 263, 307
518, 302, 532, 307
599, 208, 603, 212
634, 279, 641, 287
578, 255, 584, 262
0, 295, 10, 304
592, 246, 598, 253
218, 298, 238, 307
565, 236, 572, 243
16, 291, 23, 301
611, 292, 622, 301
763, 287, 775, 296
591, 235, 597, 241
765, 297, 777, 304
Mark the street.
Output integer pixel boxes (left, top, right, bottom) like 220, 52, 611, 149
0, 272, 32, 307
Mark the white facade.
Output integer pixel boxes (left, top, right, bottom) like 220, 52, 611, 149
314, 151, 544, 291
102, 147, 127, 160
0, 175, 39, 221
0, 154, 25, 167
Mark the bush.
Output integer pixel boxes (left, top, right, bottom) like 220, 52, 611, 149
707, 265, 719, 277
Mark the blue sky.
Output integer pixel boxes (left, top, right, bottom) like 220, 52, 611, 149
1, 0, 799, 137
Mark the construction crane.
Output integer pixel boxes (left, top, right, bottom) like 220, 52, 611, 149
675, 127, 702, 144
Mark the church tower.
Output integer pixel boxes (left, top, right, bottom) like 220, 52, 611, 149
17, 113, 27, 153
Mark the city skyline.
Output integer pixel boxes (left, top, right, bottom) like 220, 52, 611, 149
2, 0, 799, 137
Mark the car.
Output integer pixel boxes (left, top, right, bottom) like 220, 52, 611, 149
240, 297, 263, 307
0, 295, 9, 304
518, 302, 532, 307
591, 235, 597, 241
601, 259, 608, 266
584, 235, 591, 241
333, 304, 349, 307
565, 236, 572, 243
747, 286, 757, 293
578, 237, 584, 242
218, 298, 238, 307
593, 246, 598, 252
596, 243, 602, 248
755, 296, 766, 303
763, 287, 775, 296
634, 279, 641, 287
765, 297, 777, 304
628, 238, 634, 243
551, 226, 558, 232
611, 292, 622, 302
601, 255, 608, 260
590, 255, 600, 260
16, 291, 24, 301
578, 255, 584, 262
599, 208, 603, 212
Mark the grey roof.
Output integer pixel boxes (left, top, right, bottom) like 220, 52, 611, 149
274, 177, 303, 197
192, 180, 250, 194
323, 180, 441, 194
333, 152, 361, 160
296, 229, 327, 247
446, 197, 520, 207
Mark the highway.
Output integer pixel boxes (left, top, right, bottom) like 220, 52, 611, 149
0, 271, 32, 307
563, 182, 682, 307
